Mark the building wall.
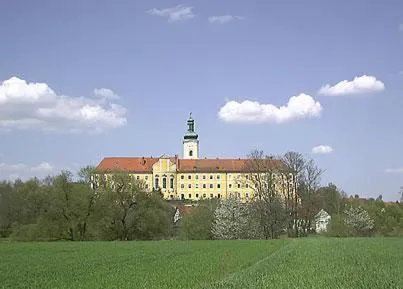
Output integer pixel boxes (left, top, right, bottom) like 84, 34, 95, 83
97, 161, 294, 202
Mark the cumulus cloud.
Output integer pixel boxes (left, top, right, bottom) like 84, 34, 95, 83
0, 76, 127, 133
30, 162, 53, 173
208, 15, 243, 24
93, 88, 119, 100
218, 93, 322, 124
0, 161, 55, 180
318, 75, 385, 96
147, 5, 195, 22
311, 145, 334, 154
385, 168, 403, 174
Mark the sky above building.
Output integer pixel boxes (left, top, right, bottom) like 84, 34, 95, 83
1, 0, 403, 201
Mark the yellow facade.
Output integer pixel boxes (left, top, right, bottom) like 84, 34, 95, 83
124, 159, 257, 201
96, 114, 293, 202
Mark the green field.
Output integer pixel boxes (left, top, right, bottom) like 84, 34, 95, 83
1, 238, 402, 289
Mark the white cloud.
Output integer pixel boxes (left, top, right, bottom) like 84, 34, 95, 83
0, 76, 127, 133
311, 145, 334, 154
208, 15, 243, 24
0, 163, 28, 171
318, 75, 385, 96
147, 5, 195, 22
385, 168, 403, 174
218, 93, 322, 124
0, 161, 55, 180
30, 162, 53, 173
94, 88, 119, 100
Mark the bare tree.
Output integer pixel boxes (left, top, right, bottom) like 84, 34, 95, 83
245, 149, 286, 239
299, 158, 323, 236
280, 151, 306, 237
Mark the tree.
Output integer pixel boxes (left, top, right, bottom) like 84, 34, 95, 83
316, 183, 346, 215
280, 151, 306, 237
212, 197, 252, 240
75, 166, 98, 240
245, 149, 286, 239
96, 171, 143, 240
131, 191, 174, 240
178, 200, 216, 240
298, 158, 323, 236
344, 206, 374, 236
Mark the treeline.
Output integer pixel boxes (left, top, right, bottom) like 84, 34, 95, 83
1, 151, 403, 241
0, 168, 175, 241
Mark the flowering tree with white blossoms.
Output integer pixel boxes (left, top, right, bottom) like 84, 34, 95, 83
212, 197, 251, 240
344, 206, 375, 236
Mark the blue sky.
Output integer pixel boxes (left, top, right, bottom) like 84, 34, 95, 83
1, 0, 403, 201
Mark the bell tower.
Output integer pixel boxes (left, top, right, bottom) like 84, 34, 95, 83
183, 113, 199, 159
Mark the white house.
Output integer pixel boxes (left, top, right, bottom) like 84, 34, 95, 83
314, 209, 331, 233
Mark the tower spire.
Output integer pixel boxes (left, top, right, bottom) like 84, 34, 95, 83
183, 113, 199, 159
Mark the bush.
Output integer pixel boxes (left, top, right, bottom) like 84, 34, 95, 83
344, 206, 374, 237
325, 215, 348, 237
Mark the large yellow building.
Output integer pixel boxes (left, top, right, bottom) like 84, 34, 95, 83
96, 114, 282, 201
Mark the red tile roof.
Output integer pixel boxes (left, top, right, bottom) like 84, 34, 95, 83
96, 156, 282, 173
177, 159, 245, 172
96, 157, 158, 173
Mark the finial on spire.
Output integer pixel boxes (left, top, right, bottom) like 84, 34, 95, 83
189, 112, 192, 119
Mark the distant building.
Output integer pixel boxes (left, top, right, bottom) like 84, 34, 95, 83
96, 114, 284, 201
314, 209, 331, 233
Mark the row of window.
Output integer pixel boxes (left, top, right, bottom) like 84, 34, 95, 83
179, 183, 249, 189
133, 174, 251, 182
154, 177, 174, 189
179, 174, 250, 180
169, 192, 251, 200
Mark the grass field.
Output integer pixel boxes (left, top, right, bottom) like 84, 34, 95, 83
1, 237, 402, 289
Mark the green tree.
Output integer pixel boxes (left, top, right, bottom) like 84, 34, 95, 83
178, 200, 217, 240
